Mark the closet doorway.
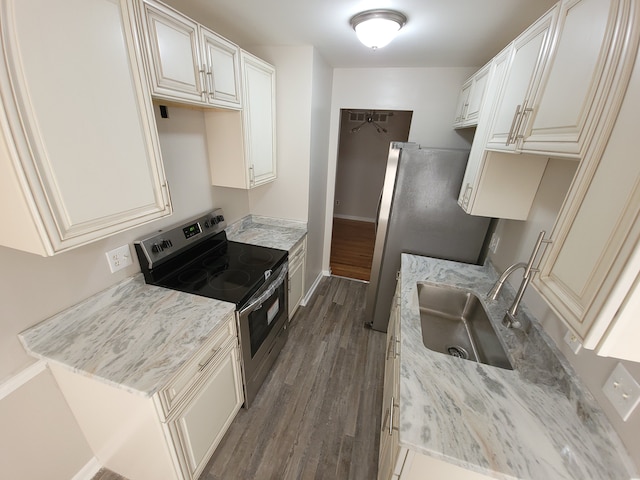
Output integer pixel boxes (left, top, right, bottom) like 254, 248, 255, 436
330, 109, 413, 281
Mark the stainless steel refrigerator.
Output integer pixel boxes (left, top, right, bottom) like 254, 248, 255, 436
365, 142, 491, 332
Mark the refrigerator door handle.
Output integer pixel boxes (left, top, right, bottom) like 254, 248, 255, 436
375, 189, 383, 234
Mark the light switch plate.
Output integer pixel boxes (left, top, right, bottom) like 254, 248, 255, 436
603, 363, 640, 421
105, 244, 133, 273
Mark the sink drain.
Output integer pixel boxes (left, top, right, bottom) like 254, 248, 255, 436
447, 346, 469, 359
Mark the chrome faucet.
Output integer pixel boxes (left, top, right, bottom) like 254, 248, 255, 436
487, 231, 551, 331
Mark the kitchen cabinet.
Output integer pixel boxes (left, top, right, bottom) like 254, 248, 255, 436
0, 0, 171, 256
486, 0, 636, 158
137, 0, 241, 109
205, 51, 277, 189
485, 5, 558, 151
288, 236, 307, 319
453, 63, 491, 128
457, 48, 549, 220
378, 279, 401, 480
535, 22, 640, 362
50, 313, 243, 480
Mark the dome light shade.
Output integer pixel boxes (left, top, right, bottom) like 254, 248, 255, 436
350, 10, 407, 49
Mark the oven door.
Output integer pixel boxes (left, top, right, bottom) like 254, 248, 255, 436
238, 261, 289, 407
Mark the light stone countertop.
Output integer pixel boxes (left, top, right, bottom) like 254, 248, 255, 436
399, 254, 637, 480
19, 274, 236, 397
225, 215, 307, 251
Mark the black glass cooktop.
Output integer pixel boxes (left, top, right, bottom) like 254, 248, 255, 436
146, 235, 288, 307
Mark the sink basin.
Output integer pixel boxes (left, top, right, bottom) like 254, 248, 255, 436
417, 282, 513, 370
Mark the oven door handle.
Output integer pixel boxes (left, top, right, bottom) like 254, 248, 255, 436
239, 263, 289, 316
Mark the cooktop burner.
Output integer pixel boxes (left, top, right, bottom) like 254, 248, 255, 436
135, 210, 288, 308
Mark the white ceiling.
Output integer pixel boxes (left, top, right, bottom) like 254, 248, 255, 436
161, 0, 558, 68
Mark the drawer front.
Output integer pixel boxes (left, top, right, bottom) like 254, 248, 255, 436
289, 237, 306, 270
157, 313, 237, 418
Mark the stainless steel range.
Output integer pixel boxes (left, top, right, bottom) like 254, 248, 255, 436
134, 209, 288, 407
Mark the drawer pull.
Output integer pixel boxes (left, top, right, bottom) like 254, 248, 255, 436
198, 347, 222, 372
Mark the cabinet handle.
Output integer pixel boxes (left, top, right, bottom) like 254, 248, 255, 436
515, 106, 534, 141
199, 68, 207, 95
389, 396, 399, 436
462, 102, 469, 120
461, 183, 472, 208
198, 346, 222, 372
206, 68, 214, 97
506, 104, 522, 145
249, 165, 255, 185
394, 337, 400, 359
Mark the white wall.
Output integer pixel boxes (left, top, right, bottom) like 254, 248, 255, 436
322, 67, 476, 270
247, 46, 314, 222
0, 104, 220, 478
306, 50, 333, 287
490, 157, 640, 467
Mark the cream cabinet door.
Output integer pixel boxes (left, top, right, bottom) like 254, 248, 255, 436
201, 27, 241, 108
0, 0, 171, 256
138, 0, 204, 103
204, 51, 277, 189
453, 80, 472, 127
288, 237, 306, 319
378, 283, 401, 480
485, 6, 557, 152
242, 51, 277, 187
535, 31, 640, 361
167, 342, 244, 480
519, 0, 637, 157
464, 64, 491, 126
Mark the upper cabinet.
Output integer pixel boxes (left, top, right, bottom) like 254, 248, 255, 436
458, 0, 639, 221
0, 0, 171, 256
453, 62, 491, 128
137, 0, 241, 109
535, 20, 640, 362
457, 48, 549, 220
486, 0, 637, 158
204, 51, 277, 189
485, 6, 558, 151
519, 0, 636, 157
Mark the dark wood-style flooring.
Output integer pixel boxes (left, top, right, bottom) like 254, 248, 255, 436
92, 276, 385, 480
329, 218, 376, 281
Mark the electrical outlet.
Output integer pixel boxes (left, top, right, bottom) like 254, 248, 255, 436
603, 363, 640, 421
563, 330, 582, 354
335, 200, 341, 206
105, 244, 133, 273
489, 233, 500, 254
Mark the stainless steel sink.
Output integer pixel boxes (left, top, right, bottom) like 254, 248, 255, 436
417, 282, 513, 370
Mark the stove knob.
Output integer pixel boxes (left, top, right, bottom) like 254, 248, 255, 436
204, 220, 210, 228
211, 216, 219, 225
161, 239, 173, 249
151, 242, 164, 253
217, 215, 225, 223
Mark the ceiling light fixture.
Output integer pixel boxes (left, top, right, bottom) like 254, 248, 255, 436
350, 9, 407, 49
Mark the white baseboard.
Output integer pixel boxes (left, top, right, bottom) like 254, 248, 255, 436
333, 214, 375, 223
0, 360, 47, 401
71, 457, 102, 480
301, 271, 329, 306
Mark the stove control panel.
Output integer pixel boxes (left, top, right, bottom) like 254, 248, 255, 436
134, 208, 227, 269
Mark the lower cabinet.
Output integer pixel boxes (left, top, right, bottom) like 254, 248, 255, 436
164, 341, 243, 479
378, 281, 400, 480
288, 236, 307, 319
50, 313, 243, 480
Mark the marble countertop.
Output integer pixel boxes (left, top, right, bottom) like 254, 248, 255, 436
225, 215, 306, 251
19, 275, 235, 397
399, 254, 636, 480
